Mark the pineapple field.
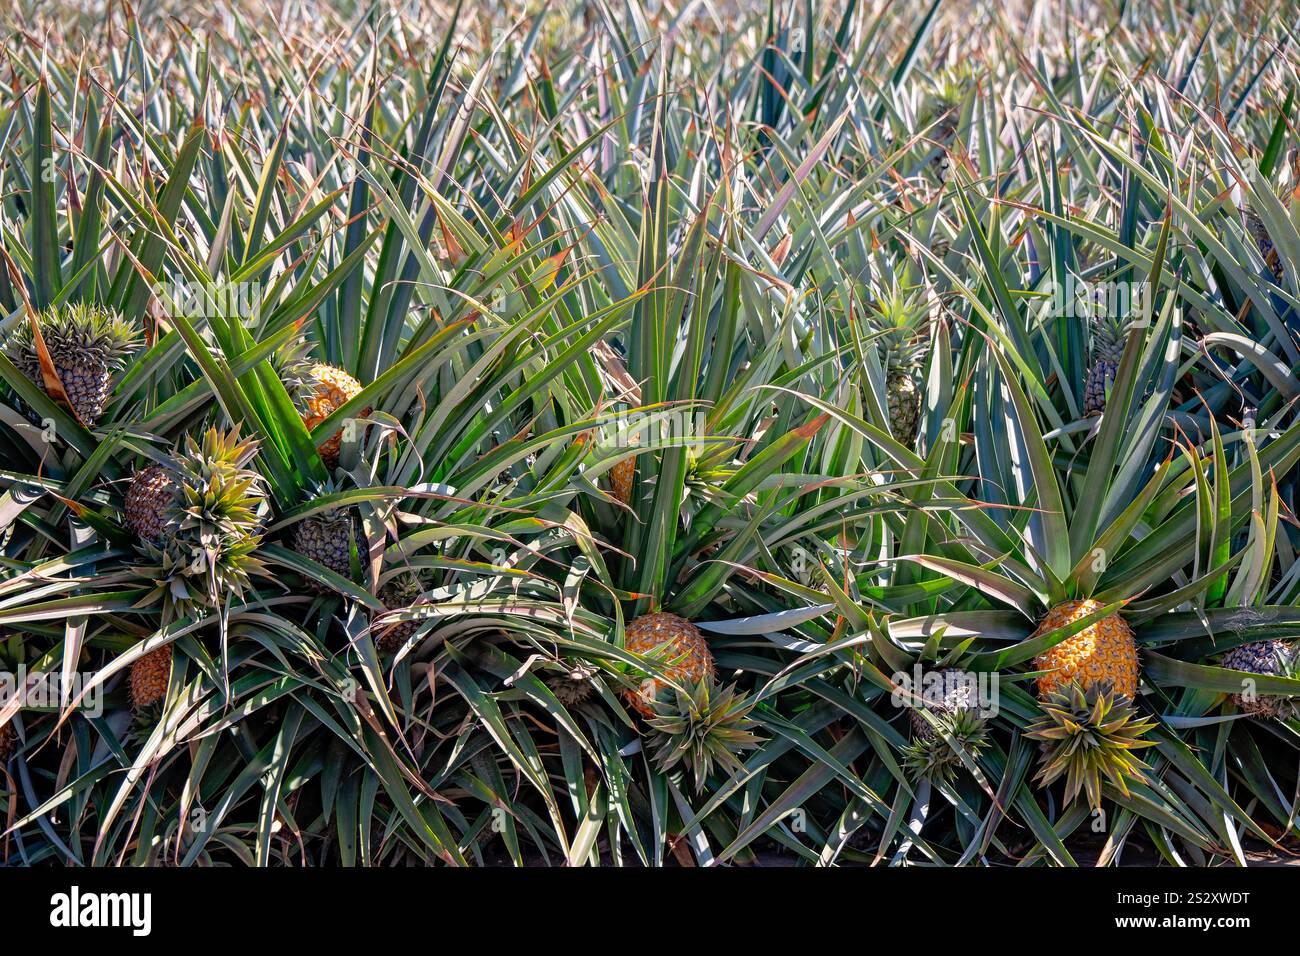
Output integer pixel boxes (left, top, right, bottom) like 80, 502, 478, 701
2, 0, 1300, 869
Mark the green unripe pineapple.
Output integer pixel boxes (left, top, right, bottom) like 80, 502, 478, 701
290, 508, 360, 588
375, 571, 426, 652
1221, 640, 1298, 720
1084, 315, 1124, 416
866, 284, 929, 446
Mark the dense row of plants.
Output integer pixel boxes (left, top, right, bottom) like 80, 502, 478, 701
1, 0, 1299, 866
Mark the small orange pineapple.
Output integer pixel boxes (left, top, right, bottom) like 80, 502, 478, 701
301, 363, 370, 468
1032, 599, 1138, 699
622, 612, 715, 717
610, 456, 635, 504
131, 644, 173, 709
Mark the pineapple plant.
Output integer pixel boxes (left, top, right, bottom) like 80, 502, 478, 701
919, 68, 973, 184
882, 334, 1296, 812
3, 303, 140, 425
1220, 640, 1299, 720
125, 427, 269, 619
13, 0, 1300, 871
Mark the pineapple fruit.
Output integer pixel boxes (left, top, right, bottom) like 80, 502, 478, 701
130, 644, 173, 710
866, 285, 929, 446
297, 363, 370, 468
3, 303, 139, 425
886, 371, 921, 445
289, 508, 360, 585
548, 660, 598, 707
125, 427, 269, 619
0, 720, 15, 762
1032, 599, 1139, 699
124, 464, 178, 543
573, 426, 635, 503
1241, 206, 1284, 283
1084, 314, 1124, 416
609, 455, 635, 504
902, 668, 989, 783
1028, 600, 1151, 808
1220, 640, 1298, 720
621, 612, 715, 717
374, 571, 426, 653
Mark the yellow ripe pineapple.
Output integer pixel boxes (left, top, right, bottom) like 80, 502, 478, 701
622, 612, 715, 717
1032, 599, 1138, 699
609, 456, 635, 505
131, 644, 173, 710
299, 363, 370, 468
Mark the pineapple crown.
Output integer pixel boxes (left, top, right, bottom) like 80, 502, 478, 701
3, 302, 140, 371
379, 568, 427, 608
918, 66, 975, 140
1085, 293, 1128, 359
863, 283, 930, 373
924, 65, 976, 113
646, 679, 762, 792
898, 662, 992, 783
172, 427, 268, 539
1026, 681, 1158, 810
903, 707, 989, 784
132, 427, 269, 621
136, 530, 267, 623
